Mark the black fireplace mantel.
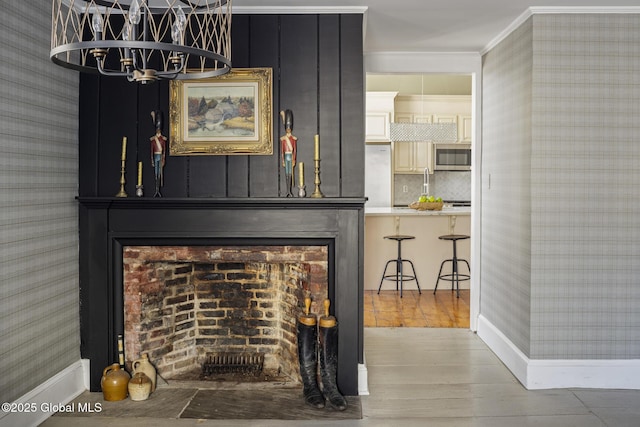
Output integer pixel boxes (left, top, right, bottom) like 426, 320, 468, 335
78, 197, 365, 395
77, 197, 366, 209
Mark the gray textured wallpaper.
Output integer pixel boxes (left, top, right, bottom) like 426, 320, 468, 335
0, 3, 80, 403
482, 14, 640, 360
481, 18, 533, 357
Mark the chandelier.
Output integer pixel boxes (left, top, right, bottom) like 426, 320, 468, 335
50, 0, 232, 83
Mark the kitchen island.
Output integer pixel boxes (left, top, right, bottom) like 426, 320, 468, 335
364, 206, 471, 292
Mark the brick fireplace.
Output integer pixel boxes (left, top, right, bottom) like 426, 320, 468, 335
78, 198, 365, 395
123, 245, 328, 384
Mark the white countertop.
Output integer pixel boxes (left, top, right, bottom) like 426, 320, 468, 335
365, 206, 471, 216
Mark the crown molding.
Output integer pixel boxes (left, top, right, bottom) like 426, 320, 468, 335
232, 6, 368, 15
482, 6, 640, 55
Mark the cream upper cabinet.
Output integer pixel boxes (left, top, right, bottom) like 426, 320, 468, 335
432, 114, 457, 124
394, 141, 433, 174
366, 91, 397, 142
394, 95, 471, 142
365, 112, 391, 142
414, 141, 432, 170
458, 115, 472, 142
394, 141, 414, 172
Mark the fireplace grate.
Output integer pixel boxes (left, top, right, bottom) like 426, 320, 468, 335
202, 352, 265, 376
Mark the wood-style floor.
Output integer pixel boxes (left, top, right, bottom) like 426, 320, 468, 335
364, 289, 470, 328
42, 328, 640, 426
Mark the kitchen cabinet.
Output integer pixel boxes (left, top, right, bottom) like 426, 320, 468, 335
432, 114, 457, 125
365, 112, 392, 142
395, 113, 432, 124
394, 95, 471, 142
458, 115, 472, 142
394, 141, 433, 174
366, 91, 397, 142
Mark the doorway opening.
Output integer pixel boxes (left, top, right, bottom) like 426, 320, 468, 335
364, 71, 476, 330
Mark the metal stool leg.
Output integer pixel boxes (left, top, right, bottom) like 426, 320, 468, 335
434, 259, 448, 294
404, 259, 421, 294
452, 241, 459, 298
394, 240, 402, 297
377, 259, 395, 294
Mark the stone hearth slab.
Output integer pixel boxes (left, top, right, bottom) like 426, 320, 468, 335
180, 389, 362, 420
53, 388, 197, 418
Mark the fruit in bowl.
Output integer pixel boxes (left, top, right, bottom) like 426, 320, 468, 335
418, 195, 442, 203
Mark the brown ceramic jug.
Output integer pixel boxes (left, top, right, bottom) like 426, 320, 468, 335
132, 353, 157, 392
128, 372, 152, 401
101, 363, 130, 401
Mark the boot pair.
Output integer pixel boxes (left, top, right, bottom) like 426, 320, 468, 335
296, 298, 348, 411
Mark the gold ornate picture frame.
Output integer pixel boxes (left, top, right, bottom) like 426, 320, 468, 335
169, 68, 273, 155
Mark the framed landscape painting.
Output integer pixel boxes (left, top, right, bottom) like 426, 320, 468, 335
169, 68, 273, 155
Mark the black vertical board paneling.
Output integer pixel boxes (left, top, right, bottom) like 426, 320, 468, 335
227, 15, 251, 197
279, 15, 319, 197
78, 74, 101, 197
188, 156, 226, 197
224, 142, 249, 197
232, 15, 251, 67
81, 14, 363, 199
248, 15, 280, 197
339, 13, 365, 375
339, 15, 365, 198
79, 205, 111, 390
318, 15, 342, 197
97, 78, 138, 197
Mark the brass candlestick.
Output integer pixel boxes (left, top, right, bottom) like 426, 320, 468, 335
311, 158, 324, 198
115, 159, 127, 197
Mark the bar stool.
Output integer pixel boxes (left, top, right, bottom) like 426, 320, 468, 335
377, 235, 421, 298
434, 234, 470, 298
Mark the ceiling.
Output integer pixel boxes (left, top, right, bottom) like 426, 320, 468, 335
232, 0, 640, 53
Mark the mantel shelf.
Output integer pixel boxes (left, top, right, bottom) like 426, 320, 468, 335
77, 197, 367, 209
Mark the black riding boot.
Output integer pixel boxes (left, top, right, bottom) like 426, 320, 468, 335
296, 320, 325, 408
319, 323, 348, 411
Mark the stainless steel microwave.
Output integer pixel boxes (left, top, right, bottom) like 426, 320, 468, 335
433, 143, 472, 171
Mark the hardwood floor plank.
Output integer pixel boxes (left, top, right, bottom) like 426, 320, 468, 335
366, 290, 469, 328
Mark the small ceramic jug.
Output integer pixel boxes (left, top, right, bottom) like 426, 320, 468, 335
128, 372, 152, 401
132, 353, 157, 392
101, 363, 130, 401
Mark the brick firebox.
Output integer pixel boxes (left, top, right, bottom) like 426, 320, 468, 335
123, 245, 328, 384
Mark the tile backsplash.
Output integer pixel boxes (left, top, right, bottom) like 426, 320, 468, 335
394, 171, 471, 206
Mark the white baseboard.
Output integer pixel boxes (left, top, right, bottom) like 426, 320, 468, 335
0, 359, 88, 427
477, 315, 640, 390
358, 362, 370, 395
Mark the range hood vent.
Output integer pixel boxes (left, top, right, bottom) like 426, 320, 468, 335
390, 123, 457, 142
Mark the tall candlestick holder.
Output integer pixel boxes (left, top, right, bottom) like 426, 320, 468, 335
311, 158, 324, 198
115, 159, 127, 197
